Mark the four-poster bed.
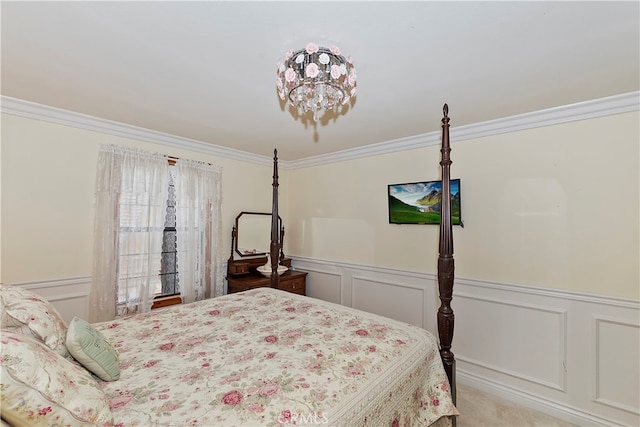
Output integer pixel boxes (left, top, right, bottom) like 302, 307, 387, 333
0, 107, 458, 426
264, 103, 457, 408
437, 104, 457, 404
268, 104, 456, 392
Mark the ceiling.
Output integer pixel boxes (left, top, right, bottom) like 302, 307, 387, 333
2, 1, 639, 161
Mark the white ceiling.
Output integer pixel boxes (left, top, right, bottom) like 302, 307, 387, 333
2, 1, 639, 161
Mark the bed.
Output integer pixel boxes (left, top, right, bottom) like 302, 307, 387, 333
1, 105, 458, 426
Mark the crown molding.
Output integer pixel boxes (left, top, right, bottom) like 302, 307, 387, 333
288, 91, 639, 169
2, 91, 638, 170
0, 96, 273, 167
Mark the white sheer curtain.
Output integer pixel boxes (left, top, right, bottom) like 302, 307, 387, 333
174, 158, 224, 302
90, 145, 169, 322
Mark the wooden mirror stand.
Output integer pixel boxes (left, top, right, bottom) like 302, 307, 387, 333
226, 219, 307, 296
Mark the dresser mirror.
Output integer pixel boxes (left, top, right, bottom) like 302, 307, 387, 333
234, 211, 282, 258
226, 152, 307, 296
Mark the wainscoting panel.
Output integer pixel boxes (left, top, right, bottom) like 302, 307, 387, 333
454, 292, 567, 391
290, 256, 640, 427
296, 266, 342, 305
11, 277, 92, 324
291, 257, 441, 332
593, 316, 640, 416
352, 276, 424, 327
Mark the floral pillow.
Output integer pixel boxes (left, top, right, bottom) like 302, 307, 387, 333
0, 284, 69, 357
0, 330, 114, 426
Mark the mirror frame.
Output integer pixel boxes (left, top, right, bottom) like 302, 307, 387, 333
233, 211, 282, 258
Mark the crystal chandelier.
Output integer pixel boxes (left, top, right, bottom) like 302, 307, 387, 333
276, 42, 357, 122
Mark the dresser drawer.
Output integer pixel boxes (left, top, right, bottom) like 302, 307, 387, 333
228, 262, 251, 275
278, 276, 306, 296
227, 271, 307, 296
227, 280, 258, 294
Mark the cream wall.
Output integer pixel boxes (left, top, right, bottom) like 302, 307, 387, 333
0, 113, 278, 284
287, 112, 639, 300
2, 110, 638, 300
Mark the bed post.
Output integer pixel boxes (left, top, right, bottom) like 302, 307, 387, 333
270, 149, 281, 289
437, 104, 456, 407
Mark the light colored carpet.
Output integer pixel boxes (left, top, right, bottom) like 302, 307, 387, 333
456, 383, 577, 427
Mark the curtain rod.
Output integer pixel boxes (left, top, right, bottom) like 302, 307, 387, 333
167, 156, 215, 167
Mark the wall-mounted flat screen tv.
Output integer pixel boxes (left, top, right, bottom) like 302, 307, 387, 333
388, 179, 461, 225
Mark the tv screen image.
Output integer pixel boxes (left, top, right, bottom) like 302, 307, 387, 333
388, 179, 461, 225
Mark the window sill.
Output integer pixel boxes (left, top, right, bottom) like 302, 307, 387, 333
151, 295, 182, 310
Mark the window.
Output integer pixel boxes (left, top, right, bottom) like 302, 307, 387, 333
117, 163, 180, 310
114, 155, 168, 316
159, 164, 179, 298
92, 145, 223, 322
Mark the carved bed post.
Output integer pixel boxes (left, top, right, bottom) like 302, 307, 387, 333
270, 149, 281, 288
228, 226, 237, 265
438, 104, 456, 406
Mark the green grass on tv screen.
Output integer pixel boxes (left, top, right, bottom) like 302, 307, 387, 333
389, 196, 461, 225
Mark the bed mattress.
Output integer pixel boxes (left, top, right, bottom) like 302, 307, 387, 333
95, 288, 458, 426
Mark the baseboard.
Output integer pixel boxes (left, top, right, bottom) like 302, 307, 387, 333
458, 371, 622, 427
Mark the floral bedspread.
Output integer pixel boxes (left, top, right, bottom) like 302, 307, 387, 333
95, 288, 458, 426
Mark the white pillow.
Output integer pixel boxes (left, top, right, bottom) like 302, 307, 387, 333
0, 330, 113, 426
0, 284, 69, 357
66, 316, 120, 381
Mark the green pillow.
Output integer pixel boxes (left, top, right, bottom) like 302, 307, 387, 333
65, 316, 120, 381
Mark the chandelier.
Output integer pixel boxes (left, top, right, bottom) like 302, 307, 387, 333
276, 42, 357, 122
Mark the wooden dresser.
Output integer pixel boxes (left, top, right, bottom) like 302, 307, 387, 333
226, 255, 307, 296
